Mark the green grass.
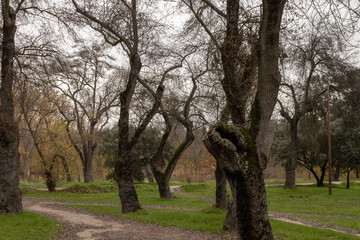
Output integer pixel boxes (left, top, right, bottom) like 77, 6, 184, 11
295, 215, 360, 231
270, 219, 360, 240
22, 180, 360, 239
23, 182, 210, 209
0, 211, 62, 240
266, 183, 360, 216
63, 204, 227, 233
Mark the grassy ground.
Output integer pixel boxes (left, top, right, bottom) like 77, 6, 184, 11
0, 211, 62, 240
20, 180, 360, 239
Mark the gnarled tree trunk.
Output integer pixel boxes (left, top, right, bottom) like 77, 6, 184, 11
202, 1, 285, 238
0, 1, 22, 214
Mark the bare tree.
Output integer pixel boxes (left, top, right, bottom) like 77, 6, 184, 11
45, 44, 120, 183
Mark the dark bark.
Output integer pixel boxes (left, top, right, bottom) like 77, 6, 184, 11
346, 169, 350, 189
215, 162, 227, 210
0, 1, 22, 214
201, 0, 285, 238
83, 146, 94, 182
223, 179, 236, 232
115, 50, 142, 213
44, 169, 56, 192
357, 167, 359, 179
204, 126, 274, 239
114, 153, 141, 213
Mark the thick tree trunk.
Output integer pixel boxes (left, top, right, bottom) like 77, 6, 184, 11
83, 159, 93, 182
356, 167, 359, 179
156, 178, 173, 199
0, 2, 22, 214
215, 162, 227, 210
204, 126, 274, 239
44, 170, 56, 192
285, 123, 298, 189
83, 144, 94, 182
115, 154, 141, 213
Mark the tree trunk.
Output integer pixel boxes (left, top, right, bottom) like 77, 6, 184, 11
145, 163, 154, 182
223, 179, 236, 232
223, 201, 237, 232
83, 145, 94, 182
285, 123, 298, 189
115, 154, 141, 213
346, 170, 350, 189
215, 162, 227, 210
318, 163, 327, 187
356, 167, 359, 179
0, 2, 22, 214
60, 156, 72, 182
44, 170, 56, 192
204, 126, 274, 239
156, 177, 173, 199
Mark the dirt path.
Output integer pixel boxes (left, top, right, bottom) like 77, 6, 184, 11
23, 198, 236, 240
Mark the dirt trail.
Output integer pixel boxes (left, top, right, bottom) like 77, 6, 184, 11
23, 198, 235, 240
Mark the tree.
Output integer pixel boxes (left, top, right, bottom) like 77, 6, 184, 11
19, 84, 76, 191
150, 78, 196, 198
332, 79, 360, 189
0, 0, 23, 214
70, 0, 182, 213
297, 113, 328, 187
46, 44, 120, 182
184, 1, 286, 238
278, 25, 351, 188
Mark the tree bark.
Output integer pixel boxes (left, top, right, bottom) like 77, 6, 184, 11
204, 126, 274, 239
215, 162, 227, 210
0, 1, 22, 214
202, 0, 285, 238
346, 169, 351, 189
115, 51, 142, 213
83, 148, 94, 182
115, 153, 141, 213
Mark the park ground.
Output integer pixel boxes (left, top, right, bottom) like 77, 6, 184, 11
1, 180, 360, 239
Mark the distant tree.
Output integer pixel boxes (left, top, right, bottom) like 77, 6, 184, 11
332, 84, 360, 189
297, 114, 328, 187
46, 44, 121, 183
19, 85, 76, 191
278, 26, 350, 189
